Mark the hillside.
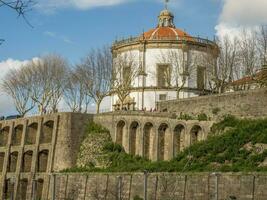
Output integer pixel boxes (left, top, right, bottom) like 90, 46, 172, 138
64, 116, 267, 173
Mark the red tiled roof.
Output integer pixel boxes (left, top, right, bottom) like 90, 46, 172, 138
142, 27, 193, 41
230, 69, 267, 86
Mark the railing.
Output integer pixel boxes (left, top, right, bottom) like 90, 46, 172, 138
113, 35, 216, 47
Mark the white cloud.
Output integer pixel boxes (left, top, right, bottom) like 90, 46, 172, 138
0, 58, 38, 116
216, 0, 267, 38
44, 31, 75, 45
36, 0, 132, 12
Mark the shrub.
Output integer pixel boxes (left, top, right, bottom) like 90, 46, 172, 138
103, 142, 125, 153
178, 113, 194, 121
133, 195, 144, 200
86, 121, 109, 135
197, 113, 208, 121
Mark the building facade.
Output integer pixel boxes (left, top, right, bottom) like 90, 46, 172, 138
111, 8, 219, 111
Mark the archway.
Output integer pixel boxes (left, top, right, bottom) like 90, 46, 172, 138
116, 120, 126, 146
26, 123, 38, 145
0, 127, 9, 146
173, 124, 185, 156
40, 121, 54, 144
158, 123, 170, 161
8, 151, 18, 172
17, 179, 28, 200
129, 121, 139, 155
12, 125, 23, 146
22, 151, 33, 172
37, 150, 49, 172
190, 125, 203, 144
143, 122, 154, 160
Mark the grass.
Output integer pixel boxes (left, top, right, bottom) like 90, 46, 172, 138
62, 116, 267, 173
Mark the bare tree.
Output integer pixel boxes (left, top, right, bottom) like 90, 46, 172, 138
205, 36, 239, 93
256, 25, 267, 65
64, 67, 91, 113
238, 29, 260, 77
80, 46, 113, 114
0, 0, 35, 29
29, 55, 68, 114
157, 49, 198, 98
1, 66, 35, 116
112, 53, 138, 109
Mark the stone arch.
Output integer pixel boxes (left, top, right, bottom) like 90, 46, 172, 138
116, 120, 127, 147
40, 120, 54, 144
0, 152, 5, 172
173, 124, 186, 156
190, 125, 203, 144
8, 151, 18, 172
17, 178, 28, 200
12, 124, 23, 146
143, 122, 155, 160
37, 150, 49, 172
129, 121, 140, 155
0, 126, 9, 146
21, 150, 33, 172
26, 122, 38, 145
158, 123, 171, 161
36, 178, 44, 199
4, 178, 15, 199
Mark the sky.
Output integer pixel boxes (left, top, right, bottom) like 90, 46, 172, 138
0, 0, 267, 115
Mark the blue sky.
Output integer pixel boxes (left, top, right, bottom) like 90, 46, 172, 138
0, 0, 223, 64
1, 0, 267, 115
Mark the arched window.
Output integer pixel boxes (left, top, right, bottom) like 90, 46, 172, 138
17, 179, 28, 200
143, 122, 154, 160
0, 127, 9, 146
21, 151, 33, 172
26, 123, 38, 145
4, 179, 15, 199
37, 150, 49, 172
36, 179, 44, 199
12, 125, 23, 146
0, 152, 5, 172
40, 121, 54, 144
129, 121, 139, 155
116, 120, 126, 146
190, 125, 203, 144
8, 151, 18, 172
158, 123, 170, 161
173, 124, 185, 156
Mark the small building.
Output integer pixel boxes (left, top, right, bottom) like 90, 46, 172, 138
110, 7, 219, 111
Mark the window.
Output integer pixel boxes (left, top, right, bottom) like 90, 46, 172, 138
123, 66, 131, 83
197, 66, 205, 90
157, 64, 171, 87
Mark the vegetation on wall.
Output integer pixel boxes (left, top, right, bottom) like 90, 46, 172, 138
63, 116, 267, 173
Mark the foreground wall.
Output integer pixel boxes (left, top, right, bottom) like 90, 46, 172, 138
157, 88, 267, 120
45, 172, 267, 200
0, 113, 92, 199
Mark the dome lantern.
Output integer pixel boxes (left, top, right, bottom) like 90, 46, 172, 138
158, 0, 175, 28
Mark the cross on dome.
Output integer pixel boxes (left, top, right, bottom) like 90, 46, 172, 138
165, 0, 169, 10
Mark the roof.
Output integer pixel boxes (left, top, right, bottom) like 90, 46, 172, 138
230, 68, 267, 86
142, 27, 193, 41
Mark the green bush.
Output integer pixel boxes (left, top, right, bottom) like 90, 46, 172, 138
197, 113, 208, 121
86, 121, 109, 135
63, 117, 267, 173
133, 195, 144, 200
178, 113, 194, 121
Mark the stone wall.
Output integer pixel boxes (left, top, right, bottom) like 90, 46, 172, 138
42, 172, 267, 200
157, 88, 267, 120
0, 112, 93, 199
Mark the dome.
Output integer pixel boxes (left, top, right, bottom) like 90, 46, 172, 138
143, 27, 192, 40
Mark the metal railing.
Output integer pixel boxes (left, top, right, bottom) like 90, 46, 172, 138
113, 35, 216, 47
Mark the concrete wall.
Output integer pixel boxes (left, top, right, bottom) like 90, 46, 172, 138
157, 88, 267, 120
42, 172, 267, 200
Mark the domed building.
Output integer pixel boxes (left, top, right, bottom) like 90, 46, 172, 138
111, 7, 219, 111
